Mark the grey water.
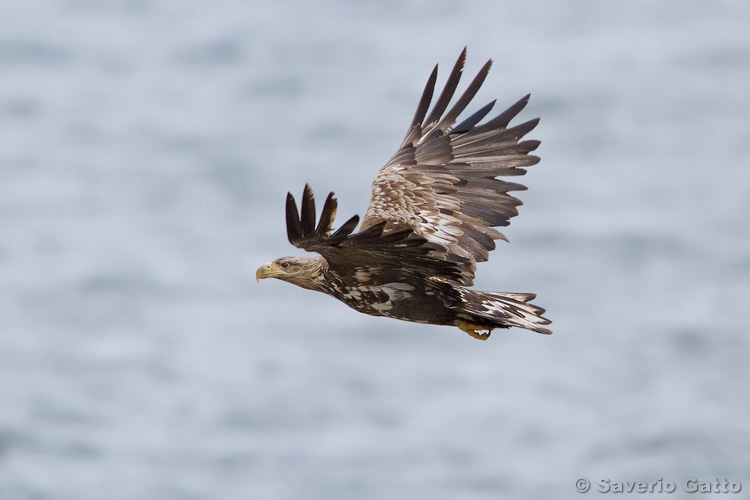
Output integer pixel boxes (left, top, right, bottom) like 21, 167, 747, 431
1, 1, 749, 499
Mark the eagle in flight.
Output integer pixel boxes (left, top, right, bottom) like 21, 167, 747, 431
257, 48, 551, 340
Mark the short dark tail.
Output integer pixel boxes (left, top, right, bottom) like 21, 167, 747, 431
458, 289, 552, 334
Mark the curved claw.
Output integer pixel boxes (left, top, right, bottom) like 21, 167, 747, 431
457, 320, 492, 341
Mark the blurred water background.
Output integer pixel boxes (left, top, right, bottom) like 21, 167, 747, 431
1, 1, 749, 499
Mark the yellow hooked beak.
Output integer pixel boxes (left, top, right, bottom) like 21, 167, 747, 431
256, 262, 284, 282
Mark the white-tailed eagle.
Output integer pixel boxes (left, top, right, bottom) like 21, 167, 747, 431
257, 48, 551, 340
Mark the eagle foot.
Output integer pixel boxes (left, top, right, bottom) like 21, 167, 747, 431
457, 320, 493, 341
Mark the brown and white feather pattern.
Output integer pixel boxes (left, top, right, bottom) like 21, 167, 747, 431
361, 47, 541, 286
261, 49, 552, 340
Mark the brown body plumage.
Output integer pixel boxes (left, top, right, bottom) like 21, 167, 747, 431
257, 49, 551, 340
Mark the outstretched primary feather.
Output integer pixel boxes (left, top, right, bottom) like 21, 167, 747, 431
257, 49, 551, 340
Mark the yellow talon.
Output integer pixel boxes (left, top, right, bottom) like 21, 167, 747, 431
457, 320, 493, 341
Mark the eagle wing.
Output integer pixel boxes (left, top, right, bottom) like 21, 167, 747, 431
286, 184, 472, 284
360, 48, 541, 286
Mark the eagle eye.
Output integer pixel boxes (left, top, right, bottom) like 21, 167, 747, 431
280, 262, 290, 269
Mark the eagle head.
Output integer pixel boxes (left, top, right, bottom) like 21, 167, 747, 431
256, 256, 326, 290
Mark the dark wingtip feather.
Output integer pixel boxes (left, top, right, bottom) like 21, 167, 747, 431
423, 48, 467, 128
472, 94, 531, 135
456, 46, 468, 69
519, 139, 541, 152
435, 58, 493, 131
452, 100, 496, 134
316, 192, 338, 235
286, 192, 302, 245
517, 117, 541, 134
411, 65, 438, 128
301, 184, 316, 236
356, 220, 387, 240
331, 214, 360, 239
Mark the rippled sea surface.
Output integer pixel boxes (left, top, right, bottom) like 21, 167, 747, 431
2, 1, 749, 499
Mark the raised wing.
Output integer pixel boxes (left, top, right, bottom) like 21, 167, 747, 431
361, 48, 541, 284
286, 184, 471, 284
